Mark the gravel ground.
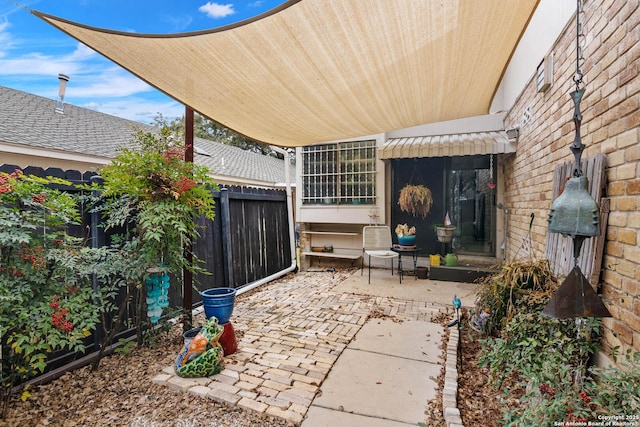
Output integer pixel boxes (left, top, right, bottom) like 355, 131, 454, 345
1, 277, 301, 427
1, 320, 294, 427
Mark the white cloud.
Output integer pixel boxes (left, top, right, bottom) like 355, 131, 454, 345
67, 43, 98, 61
67, 67, 184, 123
0, 52, 83, 76
82, 101, 101, 111
198, 2, 235, 19
68, 71, 153, 98
0, 42, 98, 77
0, 18, 13, 58
84, 97, 184, 124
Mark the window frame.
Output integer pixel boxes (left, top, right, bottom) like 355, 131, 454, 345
301, 140, 377, 205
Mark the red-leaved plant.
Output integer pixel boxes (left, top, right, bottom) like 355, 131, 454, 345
0, 171, 100, 418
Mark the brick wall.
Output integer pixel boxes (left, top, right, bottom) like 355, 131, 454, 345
503, 0, 640, 364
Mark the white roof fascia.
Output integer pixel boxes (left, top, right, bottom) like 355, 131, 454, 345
386, 113, 508, 139
0, 142, 112, 165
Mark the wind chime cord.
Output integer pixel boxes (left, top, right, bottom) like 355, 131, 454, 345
489, 154, 494, 180
574, 0, 585, 90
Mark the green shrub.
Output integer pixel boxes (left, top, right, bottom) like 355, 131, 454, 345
98, 123, 217, 277
475, 260, 613, 425
0, 171, 100, 417
499, 350, 640, 426
585, 349, 640, 415
480, 313, 601, 390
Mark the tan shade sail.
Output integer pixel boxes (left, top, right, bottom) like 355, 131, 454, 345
34, 1, 537, 148
380, 131, 517, 159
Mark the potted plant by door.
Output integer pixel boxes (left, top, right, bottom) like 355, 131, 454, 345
395, 223, 417, 247
435, 212, 456, 243
436, 225, 456, 242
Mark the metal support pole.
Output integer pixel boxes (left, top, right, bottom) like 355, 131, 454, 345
183, 107, 194, 332
90, 175, 104, 350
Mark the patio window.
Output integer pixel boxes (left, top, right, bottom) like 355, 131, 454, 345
302, 140, 377, 205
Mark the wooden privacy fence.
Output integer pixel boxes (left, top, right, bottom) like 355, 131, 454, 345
0, 164, 292, 295
544, 153, 609, 287
191, 185, 292, 306
1, 164, 291, 375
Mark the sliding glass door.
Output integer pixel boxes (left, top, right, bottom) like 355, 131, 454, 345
446, 156, 495, 255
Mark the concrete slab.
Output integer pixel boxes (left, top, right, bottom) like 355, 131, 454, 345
303, 406, 415, 427
309, 347, 439, 425
350, 318, 443, 363
333, 267, 477, 307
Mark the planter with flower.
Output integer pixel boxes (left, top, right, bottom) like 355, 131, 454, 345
395, 223, 417, 247
435, 212, 456, 243
98, 124, 218, 328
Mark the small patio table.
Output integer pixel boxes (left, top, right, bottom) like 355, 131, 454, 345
391, 246, 421, 283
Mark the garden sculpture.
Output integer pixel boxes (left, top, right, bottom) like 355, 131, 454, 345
174, 316, 224, 378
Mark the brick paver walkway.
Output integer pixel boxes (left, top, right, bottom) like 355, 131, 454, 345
152, 269, 444, 425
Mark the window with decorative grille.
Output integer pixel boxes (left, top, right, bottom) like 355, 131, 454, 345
302, 140, 377, 205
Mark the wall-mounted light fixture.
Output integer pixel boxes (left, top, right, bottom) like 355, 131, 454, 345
505, 126, 520, 141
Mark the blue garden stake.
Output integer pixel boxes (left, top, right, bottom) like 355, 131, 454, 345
453, 295, 461, 322
450, 294, 463, 374
449, 294, 462, 327
452, 295, 461, 307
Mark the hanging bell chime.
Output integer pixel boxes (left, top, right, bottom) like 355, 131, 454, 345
542, 14, 611, 319
547, 176, 599, 238
544, 173, 610, 318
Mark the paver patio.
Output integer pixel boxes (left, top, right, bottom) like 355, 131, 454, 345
152, 267, 476, 425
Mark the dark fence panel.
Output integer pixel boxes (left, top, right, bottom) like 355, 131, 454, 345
226, 186, 290, 287
193, 185, 291, 303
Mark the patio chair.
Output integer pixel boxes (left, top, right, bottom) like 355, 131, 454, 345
361, 225, 399, 284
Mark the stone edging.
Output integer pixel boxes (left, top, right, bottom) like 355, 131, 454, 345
442, 325, 464, 427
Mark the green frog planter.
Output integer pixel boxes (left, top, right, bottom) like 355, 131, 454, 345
174, 316, 224, 378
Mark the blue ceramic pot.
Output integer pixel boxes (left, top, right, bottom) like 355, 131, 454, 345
397, 235, 416, 246
201, 287, 236, 324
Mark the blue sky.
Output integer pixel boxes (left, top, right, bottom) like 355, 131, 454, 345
0, 0, 287, 124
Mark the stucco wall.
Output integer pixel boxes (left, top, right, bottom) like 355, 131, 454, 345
503, 0, 639, 364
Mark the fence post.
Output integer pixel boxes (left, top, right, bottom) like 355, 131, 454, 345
90, 175, 104, 350
220, 188, 234, 287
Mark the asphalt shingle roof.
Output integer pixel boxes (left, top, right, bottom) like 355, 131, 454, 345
0, 85, 292, 185
0, 85, 140, 158
194, 138, 293, 185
